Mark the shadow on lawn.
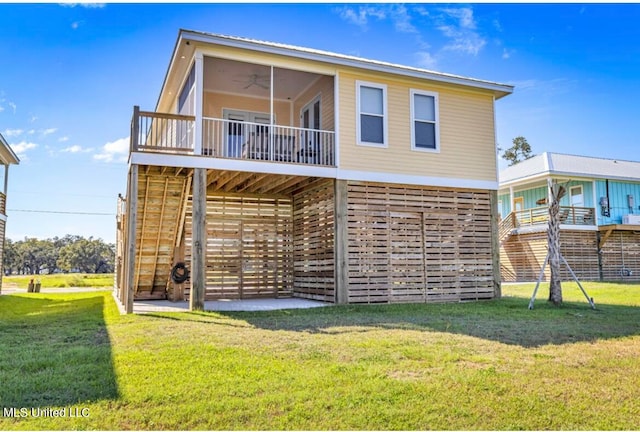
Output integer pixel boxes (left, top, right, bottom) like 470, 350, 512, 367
188, 296, 640, 348
0, 295, 119, 407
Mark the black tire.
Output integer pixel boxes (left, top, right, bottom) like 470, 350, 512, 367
170, 262, 190, 284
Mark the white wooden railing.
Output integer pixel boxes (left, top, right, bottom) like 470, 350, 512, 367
131, 107, 335, 167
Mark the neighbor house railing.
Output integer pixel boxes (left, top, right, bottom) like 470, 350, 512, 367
130, 108, 335, 167
513, 206, 596, 228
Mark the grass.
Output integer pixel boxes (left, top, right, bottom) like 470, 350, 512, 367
2, 273, 114, 289
1, 281, 639, 430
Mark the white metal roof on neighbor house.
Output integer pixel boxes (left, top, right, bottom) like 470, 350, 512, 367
500, 152, 640, 186
179, 29, 514, 99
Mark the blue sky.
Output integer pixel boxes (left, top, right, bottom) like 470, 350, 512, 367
2, 3, 640, 244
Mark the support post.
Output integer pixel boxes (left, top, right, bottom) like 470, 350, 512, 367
334, 179, 349, 304
190, 167, 207, 311
193, 52, 204, 155
131, 106, 140, 152
125, 164, 138, 314
490, 190, 502, 298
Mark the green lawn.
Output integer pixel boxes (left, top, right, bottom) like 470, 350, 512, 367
2, 273, 114, 289
1, 282, 639, 430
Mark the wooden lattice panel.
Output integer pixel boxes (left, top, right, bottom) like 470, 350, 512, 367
292, 179, 335, 302
500, 230, 600, 282
600, 230, 640, 281
185, 193, 293, 300
346, 182, 496, 304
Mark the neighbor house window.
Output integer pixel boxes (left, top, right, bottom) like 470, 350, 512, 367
411, 89, 439, 151
356, 81, 387, 146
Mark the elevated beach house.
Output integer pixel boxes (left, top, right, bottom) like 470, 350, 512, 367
499, 152, 640, 282
115, 30, 514, 312
0, 132, 20, 291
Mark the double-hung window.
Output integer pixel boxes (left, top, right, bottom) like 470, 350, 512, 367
356, 81, 387, 147
410, 90, 439, 152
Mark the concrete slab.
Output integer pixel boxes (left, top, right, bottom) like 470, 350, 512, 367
134, 297, 330, 314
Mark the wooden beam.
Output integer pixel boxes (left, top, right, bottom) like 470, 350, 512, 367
190, 167, 207, 311
125, 164, 139, 314
599, 226, 615, 249
255, 174, 295, 194
490, 190, 502, 298
134, 176, 150, 293
149, 177, 169, 295
334, 179, 349, 304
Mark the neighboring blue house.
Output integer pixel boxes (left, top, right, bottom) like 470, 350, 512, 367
499, 152, 640, 282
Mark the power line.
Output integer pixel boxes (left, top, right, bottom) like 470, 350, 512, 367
8, 209, 115, 216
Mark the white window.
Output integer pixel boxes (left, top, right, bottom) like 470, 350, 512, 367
411, 89, 439, 152
356, 81, 387, 147
570, 185, 584, 207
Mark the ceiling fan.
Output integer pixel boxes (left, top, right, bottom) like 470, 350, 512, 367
233, 73, 270, 90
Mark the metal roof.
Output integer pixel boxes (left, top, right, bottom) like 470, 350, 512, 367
500, 152, 640, 186
180, 29, 514, 99
0, 132, 20, 165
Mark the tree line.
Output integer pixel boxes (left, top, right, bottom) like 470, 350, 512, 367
3, 235, 115, 275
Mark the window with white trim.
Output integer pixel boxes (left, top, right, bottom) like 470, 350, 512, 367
411, 89, 439, 151
356, 81, 387, 146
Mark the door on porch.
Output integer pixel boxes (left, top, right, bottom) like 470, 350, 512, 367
223, 109, 271, 158
300, 97, 321, 163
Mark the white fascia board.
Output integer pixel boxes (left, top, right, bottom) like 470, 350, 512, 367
130, 153, 497, 190
337, 169, 498, 190
130, 152, 338, 178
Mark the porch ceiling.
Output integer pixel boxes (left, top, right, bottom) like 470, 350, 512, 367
204, 57, 322, 101
139, 165, 327, 196
206, 169, 325, 195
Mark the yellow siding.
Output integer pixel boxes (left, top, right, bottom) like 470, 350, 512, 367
293, 75, 335, 131
338, 70, 497, 182
204, 92, 293, 125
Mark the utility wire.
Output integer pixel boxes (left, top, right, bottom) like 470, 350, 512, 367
8, 209, 115, 216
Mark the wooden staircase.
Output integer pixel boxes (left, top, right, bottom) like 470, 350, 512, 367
498, 212, 517, 246
133, 167, 190, 299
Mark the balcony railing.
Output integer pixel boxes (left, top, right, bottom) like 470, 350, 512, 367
0, 192, 5, 215
513, 206, 596, 228
131, 108, 335, 167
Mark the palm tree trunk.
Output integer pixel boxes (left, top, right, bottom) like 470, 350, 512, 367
548, 182, 565, 305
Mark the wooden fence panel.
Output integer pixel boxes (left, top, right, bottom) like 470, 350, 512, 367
292, 180, 335, 302
346, 182, 496, 304
500, 230, 600, 282
185, 194, 293, 300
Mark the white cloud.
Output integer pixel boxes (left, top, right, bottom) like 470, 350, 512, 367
59, 3, 106, 8
336, 5, 416, 33
336, 5, 387, 29
61, 145, 83, 153
8, 102, 16, 114
438, 7, 486, 56
3, 129, 23, 137
93, 137, 129, 163
502, 48, 515, 60
11, 141, 38, 160
30, 116, 38, 123
58, 136, 69, 142
41, 128, 58, 136
416, 51, 437, 69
